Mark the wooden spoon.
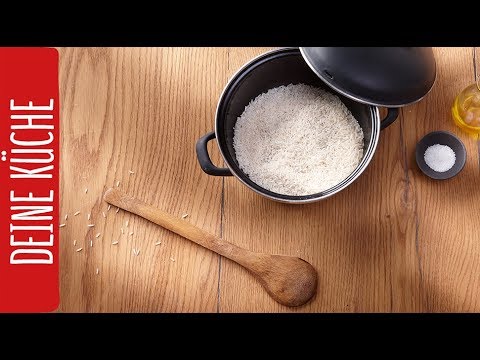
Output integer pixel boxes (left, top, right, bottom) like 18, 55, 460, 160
104, 188, 317, 307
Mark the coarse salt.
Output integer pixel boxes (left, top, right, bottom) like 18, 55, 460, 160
424, 144, 456, 173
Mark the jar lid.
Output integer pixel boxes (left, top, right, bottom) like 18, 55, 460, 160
299, 47, 436, 107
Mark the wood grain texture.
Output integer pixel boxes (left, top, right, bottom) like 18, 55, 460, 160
59, 47, 480, 312
58, 48, 227, 312
402, 48, 480, 312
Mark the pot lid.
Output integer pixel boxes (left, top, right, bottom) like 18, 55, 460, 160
299, 47, 436, 107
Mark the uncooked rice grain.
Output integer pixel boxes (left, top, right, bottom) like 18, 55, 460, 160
59, 223, 66, 228
233, 84, 364, 196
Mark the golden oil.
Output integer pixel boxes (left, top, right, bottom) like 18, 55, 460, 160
452, 83, 480, 137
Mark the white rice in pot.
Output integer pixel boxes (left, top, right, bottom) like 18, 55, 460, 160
232, 83, 364, 196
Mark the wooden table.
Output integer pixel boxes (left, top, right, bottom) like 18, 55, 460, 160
58, 48, 480, 312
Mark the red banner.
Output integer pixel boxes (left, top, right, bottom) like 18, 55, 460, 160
0, 48, 59, 312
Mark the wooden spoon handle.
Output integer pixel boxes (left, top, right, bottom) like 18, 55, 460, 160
104, 188, 250, 263
104, 188, 318, 307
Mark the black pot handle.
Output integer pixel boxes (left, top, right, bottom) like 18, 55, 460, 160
380, 108, 399, 130
196, 131, 232, 176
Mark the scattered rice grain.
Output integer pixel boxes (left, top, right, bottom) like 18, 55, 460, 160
74, 211, 81, 216
84, 188, 88, 194
90, 240, 93, 247
76, 248, 83, 252
126, 220, 129, 227
129, 232, 134, 236
155, 241, 161, 246
112, 241, 119, 245
170, 257, 175, 262
181, 213, 188, 219
116, 180, 120, 187
107, 205, 111, 211
95, 233, 101, 238
87, 213, 91, 220
59, 223, 66, 228
64, 214, 68, 221
115, 207, 120, 214
129, 170, 135, 174
102, 212, 106, 218
87, 224, 95, 228
73, 240, 77, 246
96, 268, 99, 275
121, 228, 124, 234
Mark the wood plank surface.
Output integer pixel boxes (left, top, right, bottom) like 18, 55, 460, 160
58, 48, 227, 312
58, 47, 479, 312
402, 48, 480, 312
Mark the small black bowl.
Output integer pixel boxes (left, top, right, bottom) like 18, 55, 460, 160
415, 131, 466, 180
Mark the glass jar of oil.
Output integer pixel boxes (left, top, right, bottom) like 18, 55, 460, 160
452, 83, 480, 137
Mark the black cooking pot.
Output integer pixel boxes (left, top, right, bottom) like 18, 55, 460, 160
196, 47, 436, 203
